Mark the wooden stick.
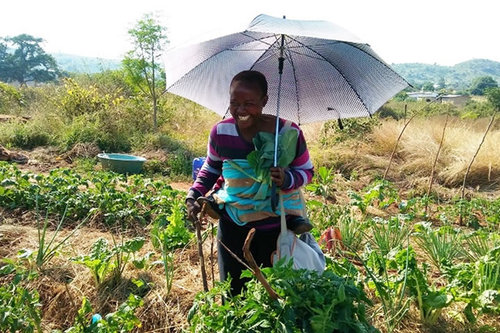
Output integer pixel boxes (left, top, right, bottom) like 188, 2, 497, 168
199, 208, 216, 288
459, 113, 496, 224
383, 114, 416, 180
210, 220, 215, 288
426, 114, 449, 215
218, 239, 253, 273
194, 203, 209, 291
243, 228, 279, 300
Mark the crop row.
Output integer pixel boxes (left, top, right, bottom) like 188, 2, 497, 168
1, 164, 499, 332
0, 162, 183, 227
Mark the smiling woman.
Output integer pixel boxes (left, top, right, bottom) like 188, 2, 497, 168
185, 70, 315, 295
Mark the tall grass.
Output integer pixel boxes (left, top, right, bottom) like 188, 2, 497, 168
367, 117, 500, 187
2, 75, 498, 187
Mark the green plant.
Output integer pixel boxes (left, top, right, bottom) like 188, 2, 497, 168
305, 166, 336, 200
188, 261, 377, 332
395, 247, 453, 324
349, 179, 399, 214
413, 222, 464, 271
62, 294, 143, 332
33, 203, 88, 269
0, 257, 42, 333
71, 236, 145, 287
0, 163, 183, 228
111, 236, 147, 281
151, 197, 193, 251
151, 218, 178, 296
71, 238, 114, 286
444, 247, 500, 324
463, 230, 500, 262
362, 246, 412, 333
369, 215, 411, 256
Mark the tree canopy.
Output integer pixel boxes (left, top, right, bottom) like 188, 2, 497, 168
469, 76, 498, 95
122, 13, 168, 130
0, 34, 60, 85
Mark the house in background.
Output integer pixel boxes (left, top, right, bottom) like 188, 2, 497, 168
407, 92, 439, 102
438, 94, 470, 107
406, 92, 470, 107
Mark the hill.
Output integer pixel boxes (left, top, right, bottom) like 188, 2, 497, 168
52, 53, 121, 74
51, 53, 500, 91
391, 59, 500, 90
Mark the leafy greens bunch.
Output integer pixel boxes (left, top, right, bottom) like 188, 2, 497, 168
246, 129, 299, 184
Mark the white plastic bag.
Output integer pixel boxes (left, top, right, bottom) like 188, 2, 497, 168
271, 192, 325, 273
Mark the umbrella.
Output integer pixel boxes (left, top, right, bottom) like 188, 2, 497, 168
165, 13, 409, 126
165, 13, 408, 269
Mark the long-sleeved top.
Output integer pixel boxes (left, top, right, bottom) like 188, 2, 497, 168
187, 117, 314, 204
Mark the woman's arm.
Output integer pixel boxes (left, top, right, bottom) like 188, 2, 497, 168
186, 125, 223, 201
280, 124, 314, 190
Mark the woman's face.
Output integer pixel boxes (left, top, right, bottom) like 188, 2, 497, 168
229, 81, 268, 130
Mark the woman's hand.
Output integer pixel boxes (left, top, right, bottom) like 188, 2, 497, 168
270, 167, 285, 188
186, 198, 201, 222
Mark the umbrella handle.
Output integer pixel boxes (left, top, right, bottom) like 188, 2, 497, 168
270, 182, 278, 211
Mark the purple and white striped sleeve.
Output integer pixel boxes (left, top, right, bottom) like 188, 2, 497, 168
186, 125, 223, 201
281, 123, 314, 191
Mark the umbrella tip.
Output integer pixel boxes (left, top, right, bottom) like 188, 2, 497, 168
337, 118, 344, 130
327, 107, 344, 130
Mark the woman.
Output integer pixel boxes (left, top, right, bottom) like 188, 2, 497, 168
186, 70, 314, 295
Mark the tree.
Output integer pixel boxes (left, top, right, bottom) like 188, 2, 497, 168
0, 34, 60, 85
437, 77, 446, 90
486, 87, 500, 111
469, 76, 498, 96
0, 41, 9, 80
422, 82, 435, 91
122, 13, 168, 130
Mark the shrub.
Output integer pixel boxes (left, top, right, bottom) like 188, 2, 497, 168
0, 81, 23, 113
319, 117, 379, 145
11, 123, 51, 149
59, 78, 114, 120
62, 111, 132, 153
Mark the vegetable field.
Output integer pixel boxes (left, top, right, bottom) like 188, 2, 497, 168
1, 161, 499, 332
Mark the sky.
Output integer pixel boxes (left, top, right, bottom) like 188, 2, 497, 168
1, 0, 499, 66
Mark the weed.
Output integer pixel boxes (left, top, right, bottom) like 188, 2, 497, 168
34, 202, 88, 269
413, 222, 464, 271
369, 215, 411, 256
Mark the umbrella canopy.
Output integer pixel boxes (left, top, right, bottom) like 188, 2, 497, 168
165, 14, 409, 125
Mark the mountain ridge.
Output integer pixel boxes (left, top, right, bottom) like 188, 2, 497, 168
391, 59, 500, 90
52, 53, 500, 90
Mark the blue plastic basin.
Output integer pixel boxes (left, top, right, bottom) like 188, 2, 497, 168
97, 153, 147, 174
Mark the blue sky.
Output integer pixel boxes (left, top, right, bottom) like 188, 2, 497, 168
1, 0, 499, 66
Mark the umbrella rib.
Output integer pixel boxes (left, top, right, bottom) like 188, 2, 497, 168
244, 33, 282, 71
166, 32, 276, 92
283, 40, 302, 125
286, 35, 371, 116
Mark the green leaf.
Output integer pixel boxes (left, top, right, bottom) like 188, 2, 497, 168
121, 237, 145, 253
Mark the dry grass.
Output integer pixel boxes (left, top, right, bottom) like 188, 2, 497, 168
0, 220, 218, 332
309, 116, 500, 190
